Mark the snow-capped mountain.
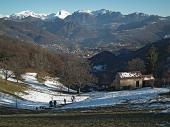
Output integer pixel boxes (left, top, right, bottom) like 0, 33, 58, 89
75, 10, 92, 14
9, 10, 70, 20
10, 10, 47, 20
73, 9, 113, 15
55, 10, 70, 19
0, 9, 169, 50
92, 9, 111, 16
0, 14, 9, 18
5, 9, 151, 21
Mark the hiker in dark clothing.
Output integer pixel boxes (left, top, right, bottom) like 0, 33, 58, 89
71, 95, 75, 102
54, 100, 57, 107
49, 100, 53, 107
64, 99, 66, 105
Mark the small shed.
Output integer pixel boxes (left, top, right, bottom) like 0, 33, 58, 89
113, 71, 155, 90
142, 74, 155, 87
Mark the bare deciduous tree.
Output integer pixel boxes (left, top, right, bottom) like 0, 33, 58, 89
127, 58, 146, 73
9, 56, 25, 82
61, 55, 96, 94
0, 56, 14, 80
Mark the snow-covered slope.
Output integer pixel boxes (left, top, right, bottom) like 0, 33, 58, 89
0, 71, 88, 109
19, 73, 87, 104
21, 73, 75, 92
63, 87, 170, 109
0, 92, 46, 110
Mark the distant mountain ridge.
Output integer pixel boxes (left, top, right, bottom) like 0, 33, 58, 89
0, 9, 170, 52
2, 9, 116, 20
7, 10, 71, 20
2, 9, 166, 20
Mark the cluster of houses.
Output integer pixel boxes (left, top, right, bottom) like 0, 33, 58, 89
112, 71, 155, 90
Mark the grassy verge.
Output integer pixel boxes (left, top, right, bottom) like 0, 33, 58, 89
0, 112, 170, 127
0, 79, 28, 95
0, 106, 44, 115
0, 106, 170, 127
160, 92, 170, 98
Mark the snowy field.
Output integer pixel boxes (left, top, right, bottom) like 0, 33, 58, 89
0, 70, 170, 112
0, 71, 88, 109
63, 88, 170, 109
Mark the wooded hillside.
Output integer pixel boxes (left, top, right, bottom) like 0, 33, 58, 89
0, 36, 95, 91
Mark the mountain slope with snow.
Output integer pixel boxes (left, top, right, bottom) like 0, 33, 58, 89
10, 10, 47, 20
92, 9, 111, 16
55, 10, 70, 19
8, 10, 70, 20
75, 10, 92, 14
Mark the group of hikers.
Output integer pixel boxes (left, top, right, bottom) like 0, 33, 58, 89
35, 95, 76, 110
49, 95, 75, 108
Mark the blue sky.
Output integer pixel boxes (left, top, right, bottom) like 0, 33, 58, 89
0, 0, 169, 16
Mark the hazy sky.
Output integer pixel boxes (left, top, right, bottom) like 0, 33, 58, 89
0, 0, 169, 16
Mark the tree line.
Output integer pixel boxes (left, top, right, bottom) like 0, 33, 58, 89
127, 46, 158, 75
126, 40, 170, 87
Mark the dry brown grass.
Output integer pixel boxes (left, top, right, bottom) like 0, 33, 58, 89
0, 79, 28, 95
0, 112, 170, 127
